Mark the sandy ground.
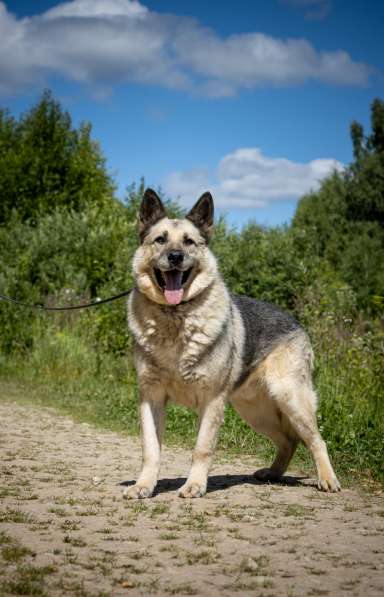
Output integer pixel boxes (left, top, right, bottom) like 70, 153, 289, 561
0, 400, 383, 597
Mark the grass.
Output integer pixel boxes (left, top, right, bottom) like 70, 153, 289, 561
2, 543, 35, 562
0, 533, 52, 596
239, 555, 269, 576
284, 504, 314, 518
0, 508, 37, 524
2, 564, 56, 596
184, 549, 218, 565
165, 583, 198, 595
150, 503, 170, 517
0, 531, 13, 545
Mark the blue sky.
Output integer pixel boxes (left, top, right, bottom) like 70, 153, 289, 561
2, 0, 383, 227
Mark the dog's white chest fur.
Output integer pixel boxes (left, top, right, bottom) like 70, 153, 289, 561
128, 284, 235, 396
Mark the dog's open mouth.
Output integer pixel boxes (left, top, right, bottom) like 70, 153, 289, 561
154, 268, 192, 305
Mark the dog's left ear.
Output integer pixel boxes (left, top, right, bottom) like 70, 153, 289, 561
186, 192, 214, 242
139, 188, 166, 242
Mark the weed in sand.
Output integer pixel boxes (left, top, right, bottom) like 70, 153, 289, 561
343, 504, 358, 512
96, 527, 114, 535
181, 511, 211, 532
54, 577, 94, 596
131, 501, 149, 514
29, 520, 52, 531
2, 563, 55, 596
78, 508, 99, 516
60, 519, 82, 531
225, 577, 274, 591
52, 496, 80, 506
2, 543, 35, 562
239, 555, 269, 576
340, 578, 361, 589
63, 535, 87, 547
129, 549, 149, 561
159, 532, 178, 541
0, 531, 13, 545
304, 566, 327, 575
63, 548, 78, 565
165, 583, 198, 595
19, 493, 39, 501
0, 487, 21, 498
193, 534, 216, 548
48, 507, 69, 517
159, 544, 179, 555
150, 503, 170, 517
185, 549, 218, 565
0, 508, 36, 524
164, 522, 182, 532
284, 504, 314, 518
227, 527, 249, 541
120, 563, 147, 575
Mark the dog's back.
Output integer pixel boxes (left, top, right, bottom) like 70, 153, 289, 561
231, 294, 301, 389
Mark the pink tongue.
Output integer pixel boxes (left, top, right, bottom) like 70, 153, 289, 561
164, 271, 184, 305
164, 289, 184, 305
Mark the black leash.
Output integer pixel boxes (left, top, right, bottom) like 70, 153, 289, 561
0, 289, 132, 311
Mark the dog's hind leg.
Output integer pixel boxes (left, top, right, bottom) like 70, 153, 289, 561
271, 387, 340, 491
124, 386, 166, 499
178, 393, 226, 498
232, 383, 298, 481
254, 431, 298, 482
261, 337, 340, 492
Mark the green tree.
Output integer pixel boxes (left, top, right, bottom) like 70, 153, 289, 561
0, 90, 115, 224
293, 98, 384, 312
346, 98, 384, 224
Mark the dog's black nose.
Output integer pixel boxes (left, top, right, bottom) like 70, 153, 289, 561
168, 250, 184, 266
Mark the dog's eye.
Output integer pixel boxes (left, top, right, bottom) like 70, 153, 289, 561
184, 238, 196, 246
154, 236, 166, 245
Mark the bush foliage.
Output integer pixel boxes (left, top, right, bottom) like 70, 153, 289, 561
0, 92, 383, 482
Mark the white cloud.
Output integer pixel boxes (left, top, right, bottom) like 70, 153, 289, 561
163, 148, 344, 209
174, 31, 368, 92
0, 0, 372, 97
43, 0, 148, 19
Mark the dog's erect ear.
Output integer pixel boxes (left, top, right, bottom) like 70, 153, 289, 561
186, 192, 214, 242
139, 188, 166, 242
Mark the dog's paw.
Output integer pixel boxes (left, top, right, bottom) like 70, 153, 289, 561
317, 474, 341, 493
123, 484, 154, 500
254, 467, 282, 482
178, 482, 207, 498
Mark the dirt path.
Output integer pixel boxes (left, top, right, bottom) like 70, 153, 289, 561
0, 401, 383, 597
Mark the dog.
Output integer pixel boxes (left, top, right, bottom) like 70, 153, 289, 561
124, 188, 340, 499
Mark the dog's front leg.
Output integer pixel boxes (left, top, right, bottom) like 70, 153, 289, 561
124, 388, 166, 499
179, 394, 226, 498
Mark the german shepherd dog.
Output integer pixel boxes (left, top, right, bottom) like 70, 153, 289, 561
124, 189, 340, 499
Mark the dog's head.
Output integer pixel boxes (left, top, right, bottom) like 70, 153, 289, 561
132, 188, 217, 306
